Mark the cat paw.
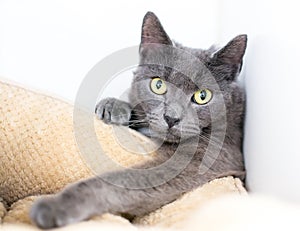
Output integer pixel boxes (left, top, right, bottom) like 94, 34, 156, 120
30, 198, 72, 229
95, 98, 132, 125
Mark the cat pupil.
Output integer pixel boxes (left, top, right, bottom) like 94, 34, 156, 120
156, 80, 162, 89
200, 90, 206, 100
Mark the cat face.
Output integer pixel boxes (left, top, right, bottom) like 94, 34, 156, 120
129, 12, 247, 143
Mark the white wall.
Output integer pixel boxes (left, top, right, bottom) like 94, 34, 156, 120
0, 0, 218, 101
219, 0, 300, 203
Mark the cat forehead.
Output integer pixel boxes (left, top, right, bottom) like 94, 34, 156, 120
168, 79, 198, 94
165, 70, 211, 91
136, 63, 213, 90
140, 45, 215, 77
174, 42, 216, 61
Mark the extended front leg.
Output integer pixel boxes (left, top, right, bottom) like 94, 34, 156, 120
30, 180, 103, 229
30, 167, 196, 229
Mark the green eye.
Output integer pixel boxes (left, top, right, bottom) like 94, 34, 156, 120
150, 78, 167, 95
193, 89, 212, 105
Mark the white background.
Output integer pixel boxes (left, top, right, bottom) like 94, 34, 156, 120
219, 0, 300, 203
1, 0, 300, 203
0, 0, 219, 100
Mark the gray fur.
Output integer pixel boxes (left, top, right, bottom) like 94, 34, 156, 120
30, 11, 247, 229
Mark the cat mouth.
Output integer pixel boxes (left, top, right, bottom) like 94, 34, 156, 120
138, 126, 181, 142
164, 132, 181, 143
165, 127, 202, 143
140, 124, 196, 143
153, 126, 187, 143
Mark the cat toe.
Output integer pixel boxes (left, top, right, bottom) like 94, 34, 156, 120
30, 200, 58, 229
30, 198, 73, 229
95, 98, 131, 125
95, 98, 114, 123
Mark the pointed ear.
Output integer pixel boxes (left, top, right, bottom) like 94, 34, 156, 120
213, 35, 247, 65
141, 12, 172, 45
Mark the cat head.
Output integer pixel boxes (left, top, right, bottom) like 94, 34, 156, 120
130, 12, 247, 143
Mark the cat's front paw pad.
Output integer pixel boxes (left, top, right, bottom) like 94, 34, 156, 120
95, 98, 132, 125
30, 199, 70, 229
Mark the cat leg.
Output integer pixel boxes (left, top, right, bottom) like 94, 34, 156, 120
30, 167, 198, 229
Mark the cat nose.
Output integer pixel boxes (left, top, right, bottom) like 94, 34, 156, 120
164, 114, 180, 128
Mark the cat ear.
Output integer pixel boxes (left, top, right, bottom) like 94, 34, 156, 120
213, 35, 247, 65
141, 12, 172, 46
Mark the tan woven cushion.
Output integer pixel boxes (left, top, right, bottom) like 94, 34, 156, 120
0, 78, 156, 205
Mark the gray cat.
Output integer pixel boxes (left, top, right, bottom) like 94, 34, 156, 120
30, 12, 247, 229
